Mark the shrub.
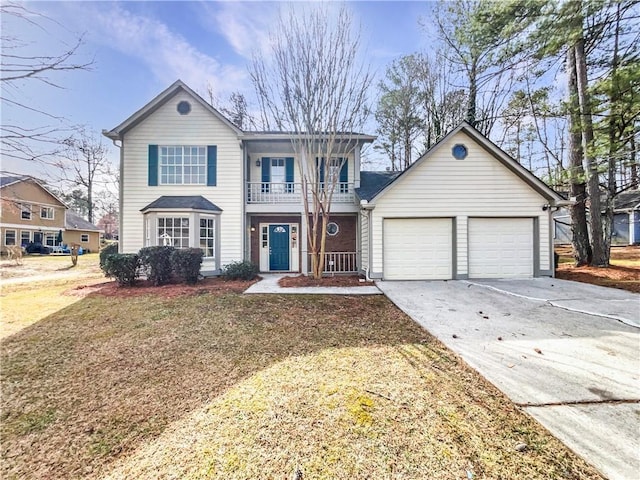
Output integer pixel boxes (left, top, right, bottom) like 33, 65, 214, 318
139, 246, 175, 286
221, 260, 258, 281
103, 253, 140, 286
170, 248, 203, 285
99, 242, 118, 270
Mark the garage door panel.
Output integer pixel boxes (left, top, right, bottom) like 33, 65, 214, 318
469, 218, 533, 278
384, 218, 452, 280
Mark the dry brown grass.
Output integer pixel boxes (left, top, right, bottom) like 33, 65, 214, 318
0, 287, 603, 480
555, 246, 640, 293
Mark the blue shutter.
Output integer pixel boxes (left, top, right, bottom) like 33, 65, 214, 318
207, 146, 217, 186
262, 157, 270, 192
285, 157, 294, 193
339, 159, 348, 183
148, 145, 158, 186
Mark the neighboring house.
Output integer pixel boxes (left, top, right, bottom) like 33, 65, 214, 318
611, 190, 640, 245
103, 80, 566, 279
0, 174, 67, 254
553, 190, 640, 246
64, 211, 102, 253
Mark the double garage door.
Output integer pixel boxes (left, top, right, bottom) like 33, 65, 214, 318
383, 217, 533, 280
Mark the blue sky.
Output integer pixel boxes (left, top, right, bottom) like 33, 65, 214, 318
2, 1, 434, 176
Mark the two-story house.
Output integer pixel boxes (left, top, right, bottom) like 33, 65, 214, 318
0, 174, 67, 253
0, 174, 102, 254
104, 80, 565, 279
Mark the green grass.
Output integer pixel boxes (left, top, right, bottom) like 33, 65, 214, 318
0, 288, 603, 480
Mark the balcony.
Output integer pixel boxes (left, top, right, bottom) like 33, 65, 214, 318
246, 182, 355, 204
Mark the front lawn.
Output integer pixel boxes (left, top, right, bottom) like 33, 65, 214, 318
1, 287, 602, 479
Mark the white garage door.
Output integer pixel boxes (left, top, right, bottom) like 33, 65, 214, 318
468, 218, 533, 278
384, 218, 452, 280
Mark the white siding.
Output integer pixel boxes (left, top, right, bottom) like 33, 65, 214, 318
360, 210, 369, 271
121, 91, 243, 265
369, 131, 551, 276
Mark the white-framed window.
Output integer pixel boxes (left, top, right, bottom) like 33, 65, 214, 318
45, 234, 56, 247
158, 217, 190, 248
40, 206, 55, 220
159, 146, 206, 185
4, 230, 16, 246
20, 231, 30, 246
21, 204, 32, 220
81, 234, 89, 242
199, 217, 215, 258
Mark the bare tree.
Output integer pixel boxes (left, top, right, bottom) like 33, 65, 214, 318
55, 131, 111, 224
251, 4, 372, 278
0, 2, 92, 164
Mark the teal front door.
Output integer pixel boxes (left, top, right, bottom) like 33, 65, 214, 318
269, 224, 290, 271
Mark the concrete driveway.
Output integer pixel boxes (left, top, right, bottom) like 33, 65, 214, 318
377, 278, 640, 480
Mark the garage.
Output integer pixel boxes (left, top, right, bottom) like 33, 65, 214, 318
383, 218, 453, 280
468, 218, 533, 278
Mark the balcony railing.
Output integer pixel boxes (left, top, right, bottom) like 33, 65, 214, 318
309, 251, 358, 273
247, 182, 354, 204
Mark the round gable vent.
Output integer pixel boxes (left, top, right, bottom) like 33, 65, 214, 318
452, 143, 468, 160
177, 101, 191, 115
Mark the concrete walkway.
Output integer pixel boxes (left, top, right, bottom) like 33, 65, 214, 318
244, 274, 382, 295
378, 279, 640, 480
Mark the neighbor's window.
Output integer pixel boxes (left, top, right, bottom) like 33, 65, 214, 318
81, 234, 89, 242
21, 204, 32, 220
4, 230, 16, 246
199, 217, 215, 258
158, 217, 190, 248
45, 234, 55, 247
159, 146, 206, 185
20, 231, 30, 246
40, 206, 55, 219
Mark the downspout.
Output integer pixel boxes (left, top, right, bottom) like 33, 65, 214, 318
360, 200, 375, 281
104, 132, 123, 253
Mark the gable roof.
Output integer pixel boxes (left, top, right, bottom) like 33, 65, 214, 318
102, 80, 243, 141
140, 195, 222, 213
365, 121, 565, 205
0, 172, 68, 207
65, 211, 101, 231
356, 171, 402, 202
614, 190, 640, 211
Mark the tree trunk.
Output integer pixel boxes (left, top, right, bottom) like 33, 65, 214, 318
567, 45, 592, 266
603, 2, 622, 264
467, 58, 477, 127
575, 35, 607, 266
631, 134, 638, 188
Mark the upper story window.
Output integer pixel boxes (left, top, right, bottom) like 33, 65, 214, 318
20, 204, 32, 220
159, 146, 206, 185
40, 206, 55, 220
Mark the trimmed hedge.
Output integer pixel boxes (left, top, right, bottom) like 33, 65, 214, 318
99, 242, 119, 269
103, 253, 140, 286
221, 260, 258, 280
139, 246, 175, 286
170, 248, 203, 285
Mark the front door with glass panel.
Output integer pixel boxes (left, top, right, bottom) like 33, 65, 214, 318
269, 224, 290, 271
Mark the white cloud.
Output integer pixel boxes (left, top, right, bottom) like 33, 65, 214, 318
47, 2, 249, 97
201, 1, 279, 60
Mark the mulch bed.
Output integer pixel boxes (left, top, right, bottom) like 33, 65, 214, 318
64, 277, 259, 298
279, 274, 375, 288
555, 264, 640, 293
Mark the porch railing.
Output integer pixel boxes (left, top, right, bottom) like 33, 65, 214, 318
308, 251, 358, 273
247, 182, 354, 204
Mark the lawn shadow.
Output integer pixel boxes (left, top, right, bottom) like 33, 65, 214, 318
0, 291, 430, 479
